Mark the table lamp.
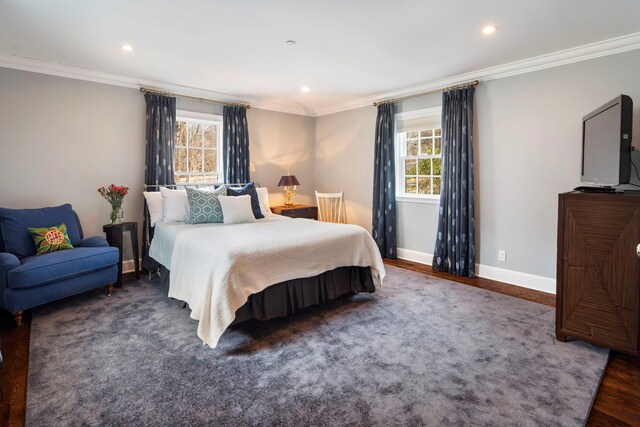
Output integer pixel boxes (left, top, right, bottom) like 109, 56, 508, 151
277, 174, 300, 206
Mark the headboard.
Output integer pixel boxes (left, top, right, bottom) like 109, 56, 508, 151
143, 182, 259, 191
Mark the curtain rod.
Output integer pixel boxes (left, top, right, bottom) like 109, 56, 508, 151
140, 87, 251, 109
372, 80, 479, 107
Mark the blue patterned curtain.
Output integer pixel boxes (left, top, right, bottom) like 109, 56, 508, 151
143, 93, 176, 271
433, 87, 475, 277
372, 103, 397, 259
223, 106, 250, 184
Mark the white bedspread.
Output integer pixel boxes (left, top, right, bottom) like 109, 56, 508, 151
150, 215, 385, 348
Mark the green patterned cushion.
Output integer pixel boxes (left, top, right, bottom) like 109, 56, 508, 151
27, 223, 74, 256
186, 185, 227, 224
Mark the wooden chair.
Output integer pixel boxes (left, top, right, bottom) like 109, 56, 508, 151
315, 191, 346, 223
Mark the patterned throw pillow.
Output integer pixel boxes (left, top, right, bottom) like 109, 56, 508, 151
27, 223, 74, 256
186, 185, 227, 224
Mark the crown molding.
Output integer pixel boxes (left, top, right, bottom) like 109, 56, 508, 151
313, 31, 640, 117
1, 31, 639, 118
0, 53, 312, 116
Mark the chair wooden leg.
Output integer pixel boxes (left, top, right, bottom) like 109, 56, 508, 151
15, 311, 23, 326
106, 284, 114, 297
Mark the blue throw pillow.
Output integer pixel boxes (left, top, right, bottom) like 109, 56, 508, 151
226, 182, 264, 219
186, 185, 227, 224
0, 204, 82, 258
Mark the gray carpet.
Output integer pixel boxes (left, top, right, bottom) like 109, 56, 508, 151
26, 265, 608, 426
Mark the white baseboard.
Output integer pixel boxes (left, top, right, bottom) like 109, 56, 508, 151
396, 248, 433, 265
476, 264, 556, 294
396, 248, 556, 294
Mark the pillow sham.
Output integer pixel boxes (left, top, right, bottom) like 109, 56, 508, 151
160, 187, 189, 223
226, 182, 264, 219
27, 223, 74, 256
143, 191, 164, 226
256, 187, 272, 215
218, 195, 256, 225
186, 185, 227, 224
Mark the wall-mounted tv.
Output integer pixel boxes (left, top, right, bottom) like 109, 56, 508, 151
581, 94, 633, 187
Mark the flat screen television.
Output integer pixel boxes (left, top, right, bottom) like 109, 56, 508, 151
581, 94, 633, 186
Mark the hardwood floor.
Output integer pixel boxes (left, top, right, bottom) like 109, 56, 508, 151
1, 260, 638, 426
0, 310, 30, 427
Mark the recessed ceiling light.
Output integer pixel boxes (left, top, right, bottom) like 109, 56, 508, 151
301, 86, 310, 93
482, 25, 497, 35
121, 44, 134, 52
286, 40, 296, 46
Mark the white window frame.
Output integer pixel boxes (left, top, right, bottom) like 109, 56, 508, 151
395, 106, 443, 204
175, 110, 224, 184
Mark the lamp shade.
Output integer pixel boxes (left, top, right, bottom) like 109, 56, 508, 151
277, 175, 300, 187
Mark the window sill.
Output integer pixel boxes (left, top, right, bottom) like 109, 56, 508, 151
396, 195, 440, 205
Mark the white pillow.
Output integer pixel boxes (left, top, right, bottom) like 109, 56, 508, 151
218, 195, 257, 225
160, 187, 189, 223
143, 191, 164, 226
256, 187, 272, 215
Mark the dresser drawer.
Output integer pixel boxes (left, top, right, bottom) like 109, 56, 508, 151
271, 205, 318, 220
282, 207, 317, 219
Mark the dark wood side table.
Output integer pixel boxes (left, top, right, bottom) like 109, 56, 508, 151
270, 204, 318, 220
103, 222, 140, 287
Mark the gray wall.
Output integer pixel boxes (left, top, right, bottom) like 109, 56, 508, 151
314, 49, 640, 280
0, 67, 146, 259
249, 108, 316, 206
0, 67, 316, 260
314, 107, 377, 230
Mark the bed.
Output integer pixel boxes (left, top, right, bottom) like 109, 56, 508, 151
148, 213, 385, 348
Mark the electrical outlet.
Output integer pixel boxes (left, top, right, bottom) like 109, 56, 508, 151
498, 250, 506, 262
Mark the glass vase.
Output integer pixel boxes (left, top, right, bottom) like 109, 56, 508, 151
110, 206, 124, 225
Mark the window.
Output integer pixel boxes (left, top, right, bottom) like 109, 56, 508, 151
174, 111, 223, 184
395, 107, 442, 201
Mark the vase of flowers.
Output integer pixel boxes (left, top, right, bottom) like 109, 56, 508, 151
98, 184, 129, 225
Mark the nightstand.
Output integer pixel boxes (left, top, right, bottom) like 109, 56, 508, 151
103, 222, 140, 287
270, 204, 318, 220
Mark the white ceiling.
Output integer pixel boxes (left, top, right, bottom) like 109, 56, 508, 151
1, 0, 640, 116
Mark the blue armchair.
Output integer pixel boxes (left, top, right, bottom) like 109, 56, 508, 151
0, 204, 118, 325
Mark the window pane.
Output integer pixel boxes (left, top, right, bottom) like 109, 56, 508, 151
421, 139, 433, 155
407, 140, 418, 156
418, 159, 430, 175
433, 158, 441, 175
433, 177, 441, 195
188, 148, 203, 172
175, 147, 187, 172
407, 131, 418, 139
204, 149, 217, 173
190, 175, 215, 184
405, 177, 417, 194
435, 128, 441, 136
434, 137, 442, 155
421, 129, 433, 137
176, 122, 187, 146
175, 174, 189, 183
405, 159, 416, 175
204, 125, 217, 149
418, 177, 431, 194
188, 123, 203, 147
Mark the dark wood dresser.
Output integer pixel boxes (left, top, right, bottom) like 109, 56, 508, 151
270, 204, 318, 220
556, 191, 640, 356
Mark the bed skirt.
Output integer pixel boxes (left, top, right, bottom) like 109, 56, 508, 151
158, 265, 375, 324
